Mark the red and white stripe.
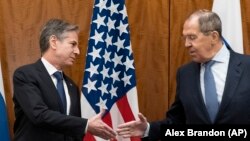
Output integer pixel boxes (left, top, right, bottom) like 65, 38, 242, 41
81, 87, 141, 141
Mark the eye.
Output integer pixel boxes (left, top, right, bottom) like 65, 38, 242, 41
71, 42, 77, 46
181, 34, 198, 41
189, 35, 197, 40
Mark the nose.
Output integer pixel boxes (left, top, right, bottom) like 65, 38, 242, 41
74, 46, 80, 55
184, 39, 192, 48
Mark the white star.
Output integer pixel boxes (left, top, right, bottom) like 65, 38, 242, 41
106, 17, 116, 32
108, 0, 119, 16
83, 78, 97, 93
100, 65, 110, 79
96, 97, 108, 110
93, 14, 106, 29
126, 44, 133, 56
88, 47, 102, 61
109, 85, 118, 99
98, 82, 109, 96
85, 62, 99, 77
113, 36, 125, 51
123, 56, 134, 71
119, 5, 127, 20
105, 33, 113, 48
103, 50, 111, 64
122, 72, 132, 87
112, 52, 123, 67
90, 30, 104, 45
117, 21, 128, 36
95, 0, 107, 13
110, 69, 121, 84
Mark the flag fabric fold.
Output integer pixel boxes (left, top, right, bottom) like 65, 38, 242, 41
0, 61, 11, 141
212, 0, 243, 54
81, 0, 140, 140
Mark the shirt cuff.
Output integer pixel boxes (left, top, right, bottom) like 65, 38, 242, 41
142, 122, 150, 137
85, 120, 89, 133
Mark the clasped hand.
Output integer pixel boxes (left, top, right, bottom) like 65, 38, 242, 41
87, 112, 147, 140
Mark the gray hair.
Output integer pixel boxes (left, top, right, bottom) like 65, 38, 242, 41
39, 19, 79, 54
188, 9, 222, 38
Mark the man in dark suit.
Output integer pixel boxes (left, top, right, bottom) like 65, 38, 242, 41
13, 19, 116, 141
116, 9, 250, 140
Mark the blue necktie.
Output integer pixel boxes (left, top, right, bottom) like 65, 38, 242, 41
53, 71, 67, 114
204, 61, 219, 123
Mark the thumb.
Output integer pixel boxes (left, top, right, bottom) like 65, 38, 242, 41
98, 108, 106, 118
138, 113, 147, 122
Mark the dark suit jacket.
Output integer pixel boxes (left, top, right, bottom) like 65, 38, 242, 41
147, 51, 250, 141
13, 59, 87, 141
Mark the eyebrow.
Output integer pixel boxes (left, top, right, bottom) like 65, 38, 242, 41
70, 41, 78, 46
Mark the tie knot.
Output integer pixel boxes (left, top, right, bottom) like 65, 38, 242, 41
205, 60, 215, 68
53, 71, 63, 81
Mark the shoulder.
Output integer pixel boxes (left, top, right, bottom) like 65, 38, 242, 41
175, 61, 200, 80
15, 59, 42, 72
230, 51, 250, 64
178, 61, 199, 72
13, 59, 44, 79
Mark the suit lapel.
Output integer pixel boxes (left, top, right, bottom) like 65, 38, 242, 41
190, 62, 218, 123
193, 63, 205, 106
217, 52, 243, 117
193, 63, 211, 120
35, 59, 65, 113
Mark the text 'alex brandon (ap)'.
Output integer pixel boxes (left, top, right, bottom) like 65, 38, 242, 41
161, 125, 249, 140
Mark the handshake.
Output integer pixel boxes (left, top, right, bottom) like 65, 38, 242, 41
87, 110, 147, 140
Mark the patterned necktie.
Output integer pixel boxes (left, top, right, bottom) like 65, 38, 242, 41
204, 60, 219, 123
53, 71, 67, 114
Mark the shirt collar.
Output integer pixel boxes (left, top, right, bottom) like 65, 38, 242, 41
41, 57, 60, 76
212, 44, 230, 64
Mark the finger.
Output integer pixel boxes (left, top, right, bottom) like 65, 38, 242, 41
103, 125, 116, 136
117, 128, 127, 133
121, 134, 132, 138
138, 113, 146, 122
117, 121, 133, 128
117, 127, 130, 132
101, 131, 113, 140
103, 130, 116, 139
98, 108, 106, 117
109, 130, 117, 137
117, 130, 131, 136
117, 129, 132, 138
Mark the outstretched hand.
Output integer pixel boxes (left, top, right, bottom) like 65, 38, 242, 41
116, 113, 148, 138
87, 109, 116, 140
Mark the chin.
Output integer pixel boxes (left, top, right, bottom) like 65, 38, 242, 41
68, 63, 74, 66
191, 58, 201, 63
65, 62, 74, 66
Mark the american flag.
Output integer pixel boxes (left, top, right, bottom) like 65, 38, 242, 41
81, 0, 140, 141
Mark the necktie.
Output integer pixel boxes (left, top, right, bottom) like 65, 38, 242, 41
204, 61, 219, 123
53, 71, 67, 114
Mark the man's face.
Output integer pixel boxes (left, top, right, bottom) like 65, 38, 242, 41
54, 31, 80, 68
182, 17, 215, 63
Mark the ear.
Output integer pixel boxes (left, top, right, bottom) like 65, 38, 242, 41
49, 35, 58, 49
211, 31, 220, 42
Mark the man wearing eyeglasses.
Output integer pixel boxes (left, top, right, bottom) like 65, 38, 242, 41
117, 9, 250, 141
